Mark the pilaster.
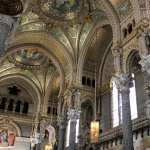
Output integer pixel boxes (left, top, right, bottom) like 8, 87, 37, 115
112, 44, 122, 75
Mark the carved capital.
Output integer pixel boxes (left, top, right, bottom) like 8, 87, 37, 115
113, 73, 131, 92
67, 109, 80, 122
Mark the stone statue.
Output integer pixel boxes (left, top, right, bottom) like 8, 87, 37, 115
40, 119, 56, 149
45, 125, 56, 146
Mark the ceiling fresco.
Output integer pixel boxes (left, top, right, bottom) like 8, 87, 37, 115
8, 47, 51, 69
18, 7, 108, 56
32, 0, 97, 26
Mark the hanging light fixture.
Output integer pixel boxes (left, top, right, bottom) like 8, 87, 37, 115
45, 144, 53, 150
90, 121, 100, 144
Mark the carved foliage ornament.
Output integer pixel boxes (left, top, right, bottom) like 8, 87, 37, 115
113, 73, 132, 91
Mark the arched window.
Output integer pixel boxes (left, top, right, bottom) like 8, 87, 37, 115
66, 119, 80, 147
112, 81, 120, 127
128, 51, 145, 117
0, 97, 7, 110
7, 99, 14, 111
87, 78, 91, 87
47, 106, 51, 114
22, 102, 29, 114
123, 28, 127, 38
128, 24, 133, 34
112, 74, 138, 127
82, 76, 86, 85
15, 101, 21, 113
92, 79, 95, 88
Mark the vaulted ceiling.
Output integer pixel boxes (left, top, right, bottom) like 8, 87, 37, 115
0, 0, 133, 101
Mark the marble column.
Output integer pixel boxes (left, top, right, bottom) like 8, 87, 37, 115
114, 74, 134, 150
139, 55, 150, 118
0, 14, 14, 55
57, 116, 67, 150
68, 109, 80, 150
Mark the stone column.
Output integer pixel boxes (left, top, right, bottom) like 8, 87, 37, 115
57, 116, 67, 150
68, 109, 80, 150
0, 14, 14, 55
66, 88, 81, 150
139, 55, 150, 118
114, 74, 134, 150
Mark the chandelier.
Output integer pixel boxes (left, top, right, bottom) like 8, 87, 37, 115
33, 0, 96, 27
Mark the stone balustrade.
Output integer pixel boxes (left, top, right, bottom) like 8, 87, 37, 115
87, 117, 150, 150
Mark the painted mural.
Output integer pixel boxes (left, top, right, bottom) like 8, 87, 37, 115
0, 128, 16, 147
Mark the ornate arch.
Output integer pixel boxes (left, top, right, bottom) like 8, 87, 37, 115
43, 70, 60, 115
97, 41, 113, 89
1, 43, 65, 92
122, 42, 139, 73
98, 0, 121, 44
77, 21, 110, 84
0, 117, 22, 137
77, 0, 121, 84
80, 95, 94, 110
0, 73, 41, 114
126, 49, 141, 73
5, 32, 74, 79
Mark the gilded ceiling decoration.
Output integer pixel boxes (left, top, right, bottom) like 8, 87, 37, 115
32, 0, 97, 27
8, 47, 51, 69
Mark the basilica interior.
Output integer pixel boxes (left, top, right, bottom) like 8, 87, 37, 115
0, 0, 150, 150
